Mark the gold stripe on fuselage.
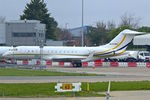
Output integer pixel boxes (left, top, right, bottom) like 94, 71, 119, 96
94, 49, 126, 58
95, 34, 127, 55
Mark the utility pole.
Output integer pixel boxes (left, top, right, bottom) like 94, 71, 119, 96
40, 40, 44, 69
81, 0, 84, 47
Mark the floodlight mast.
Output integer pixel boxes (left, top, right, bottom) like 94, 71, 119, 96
81, 0, 84, 47
40, 40, 44, 69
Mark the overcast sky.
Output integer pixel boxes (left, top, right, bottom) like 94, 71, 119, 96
0, 0, 150, 28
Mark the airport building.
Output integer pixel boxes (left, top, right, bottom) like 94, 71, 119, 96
0, 19, 6, 45
0, 19, 46, 46
67, 26, 89, 46
69, 26, 89, 39
46, 39, 64, 46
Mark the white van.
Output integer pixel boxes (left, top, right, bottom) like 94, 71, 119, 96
138, 51, 150, 60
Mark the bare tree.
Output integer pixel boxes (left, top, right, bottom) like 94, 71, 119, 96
60, 29, 72, 41
119, 13, 141, 29
96, 21, 106, 31
88, 21, 108, 46
96, 21, 107, 45
55, 28, 72, 41
107, 20, 116, 30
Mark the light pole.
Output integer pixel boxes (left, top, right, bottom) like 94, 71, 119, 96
40, 40, 44, 69
81, 0, 84, 47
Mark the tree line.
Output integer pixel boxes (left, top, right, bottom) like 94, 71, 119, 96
20, 0, 150, 47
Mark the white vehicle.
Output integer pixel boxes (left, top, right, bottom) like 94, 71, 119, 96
138, 51, 150, 60
3, 29, 144, 67
128, 51, 150, 61
109, 51, 150, 62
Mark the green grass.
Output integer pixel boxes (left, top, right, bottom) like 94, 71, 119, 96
82, 81, 150, 92
0, 81, 150, 97
0, 68, 99, 76
0, 83, 105, 97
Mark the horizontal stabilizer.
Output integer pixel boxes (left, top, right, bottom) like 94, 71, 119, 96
122, 29, 145, 35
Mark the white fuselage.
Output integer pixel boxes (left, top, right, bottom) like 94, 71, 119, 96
3, 46, 109, 61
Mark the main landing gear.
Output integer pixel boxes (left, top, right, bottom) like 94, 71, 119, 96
72, 61, 82, 67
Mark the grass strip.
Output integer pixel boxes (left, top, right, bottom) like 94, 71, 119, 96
0, 81, 150, 97
0, 68, 100, 76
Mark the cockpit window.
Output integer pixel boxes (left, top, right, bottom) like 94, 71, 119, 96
139, 53, 144, 56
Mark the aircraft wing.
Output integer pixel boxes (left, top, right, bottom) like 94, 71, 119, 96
82, 51, 95, 62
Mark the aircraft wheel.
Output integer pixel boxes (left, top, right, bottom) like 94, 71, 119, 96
72, 62, 82, 67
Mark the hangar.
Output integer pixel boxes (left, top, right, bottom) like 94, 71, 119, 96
133, 34, 150, 51
0, 19, 46, 46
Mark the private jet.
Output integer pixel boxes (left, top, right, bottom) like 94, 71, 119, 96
3, 29, 144, 67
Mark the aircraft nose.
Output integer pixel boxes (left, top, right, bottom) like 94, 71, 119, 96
2, 52, 10, 57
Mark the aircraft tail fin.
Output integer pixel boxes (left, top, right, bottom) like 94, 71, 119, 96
106, 29, 145, 51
